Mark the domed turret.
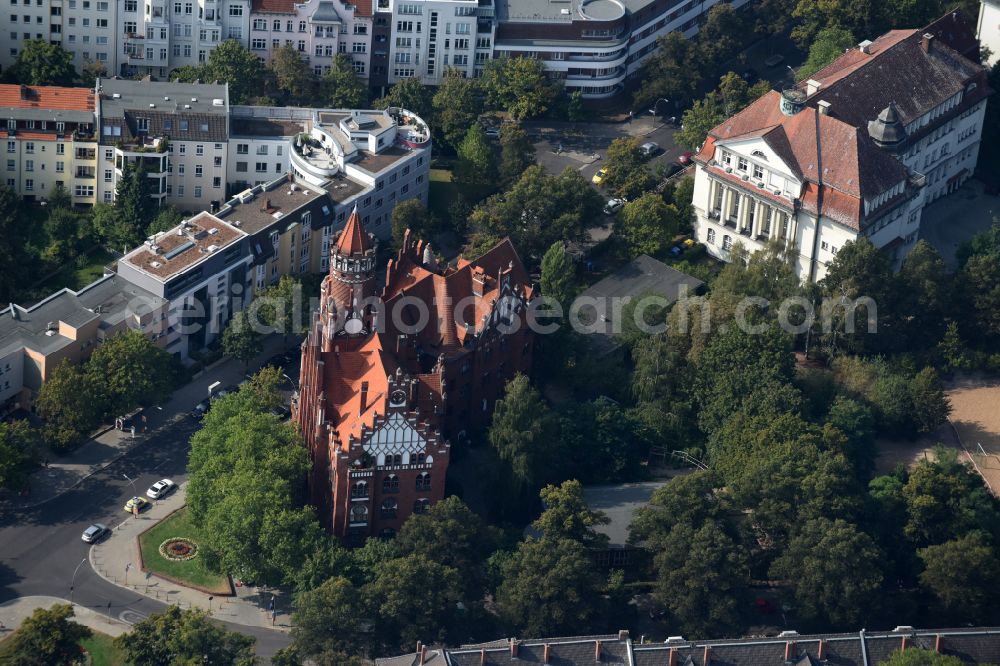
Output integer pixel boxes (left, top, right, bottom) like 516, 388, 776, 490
867, 102, 907, 151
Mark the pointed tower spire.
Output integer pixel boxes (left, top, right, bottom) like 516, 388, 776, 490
334, 206, 374, 257
319, 205, 378, 346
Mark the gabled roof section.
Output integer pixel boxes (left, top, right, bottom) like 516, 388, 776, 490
251, 0, 296, 13
0, 84, 94, 112
334, 208, 374, 255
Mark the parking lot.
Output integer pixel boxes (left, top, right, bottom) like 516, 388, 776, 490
919, 179, 999, 269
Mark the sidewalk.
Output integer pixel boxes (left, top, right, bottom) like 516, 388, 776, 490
90, 482, 293, 632
0, 595, 131, 638
0, 334, 297, 510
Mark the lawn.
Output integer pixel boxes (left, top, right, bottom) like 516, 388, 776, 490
428, 168, 493, 220
137, 508, 232, 594
35, 247, 118, 294
81, 632, 128, 666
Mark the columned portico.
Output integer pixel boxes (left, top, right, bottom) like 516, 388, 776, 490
705, 178, 796, 246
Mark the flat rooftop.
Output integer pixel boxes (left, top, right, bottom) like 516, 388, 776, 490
0, 274, 165, 358
122, 212, 245, 281
230, 117, 304, 137
317, 110, 394, 131
497, 0, 636, 22
217, 179, 325, 235
352, 145, 411, 173
323, 172, 369, 203
584, 479, 669, 547
97, 78, 229, 117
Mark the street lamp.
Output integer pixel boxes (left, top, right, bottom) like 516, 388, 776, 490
69, 557, 87, 602
122, 473, 137, 497
649, 98, 670, 117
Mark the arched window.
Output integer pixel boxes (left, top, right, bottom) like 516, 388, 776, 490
351, 481, 368, 498
382, 474, 399, 493
381, 498, 398, 518
751, 149, 768, 160
349, 504, 368, 524
416, 472, 431, 491
707, 228, 716, 245
413, 498, 430, 514
722, 235, 733, 251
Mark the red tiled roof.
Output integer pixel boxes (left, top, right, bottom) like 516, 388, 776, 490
352, 0, 373, 16
15, 131, 59, 141
251, 0, 295, 13
0, 84, 94, 112
334, 208, 374, 255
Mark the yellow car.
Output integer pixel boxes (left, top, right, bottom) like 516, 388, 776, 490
592, 167, 608, 185
123, 496, 150, 514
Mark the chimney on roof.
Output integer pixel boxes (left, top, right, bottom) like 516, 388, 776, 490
817, 100, 832, 116
419, 644, 428, 666
510, 639, 519, 658
785, 641, 798, 662
703, 646, 712, 665
934, 635, 943, 653
360, 381, 368, 413
901, 636, 910, 652
480, 649, 487, 666
19, 85, 29, 100
416, 642, 423, 660
595, 640, 603, 661
858, 39, 873, 54
806, 79, 822, 96
921, 32, 934, 52
818, 640, 827, 660
541, 644, 551, 664
668, 648, 679, 666
618, 630, 629, 641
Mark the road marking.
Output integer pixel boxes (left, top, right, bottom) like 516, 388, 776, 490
119, 609, 147, 625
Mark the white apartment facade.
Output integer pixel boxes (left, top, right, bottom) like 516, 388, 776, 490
382, 0, 482, 85
978, 0, 1000, 65
690, 27, 989, 283
2, 0, 118, 74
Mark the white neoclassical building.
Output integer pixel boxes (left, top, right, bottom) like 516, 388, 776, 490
691, 22, 989, 282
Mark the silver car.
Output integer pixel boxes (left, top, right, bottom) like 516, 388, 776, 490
81, 523, 109, 543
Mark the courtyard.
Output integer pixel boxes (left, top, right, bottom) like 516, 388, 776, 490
918, 178, 999, 269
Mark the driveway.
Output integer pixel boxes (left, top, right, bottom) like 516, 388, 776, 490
918, 179, 999, 269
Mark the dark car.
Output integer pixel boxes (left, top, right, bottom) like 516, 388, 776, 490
265, 353, 294, 370
191, 399, 211, 419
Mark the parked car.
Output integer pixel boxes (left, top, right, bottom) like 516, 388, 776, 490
123, 496, 150, 514
764, 54, 785, 68
592, 167, 609, 185
603, 198, 626, 215
191, 399, 211, 419
484, 127, 501, 139
81, 523, 109, 543
665, 163, 684, 178
640, 141, 660, 157
146, 479, 176, 500
677, 151, 694, 166
265, 353, 293, 370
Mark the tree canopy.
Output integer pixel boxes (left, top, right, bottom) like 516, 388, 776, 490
4, 604, 91, 665
115, 606, 256, 665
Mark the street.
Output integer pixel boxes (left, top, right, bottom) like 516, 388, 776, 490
0, 346, 299, 661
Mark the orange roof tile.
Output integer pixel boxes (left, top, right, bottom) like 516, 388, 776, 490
251, 0, 296, 12
0, 84, 94, 112
15, 131, 59, 141
334, 208, 375, 255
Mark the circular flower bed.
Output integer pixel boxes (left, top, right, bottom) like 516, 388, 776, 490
159, 537, 198, 561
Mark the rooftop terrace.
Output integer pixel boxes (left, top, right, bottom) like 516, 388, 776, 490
122, 212, 245, 281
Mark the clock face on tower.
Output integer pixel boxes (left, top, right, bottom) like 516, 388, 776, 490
390, 390, 406, 406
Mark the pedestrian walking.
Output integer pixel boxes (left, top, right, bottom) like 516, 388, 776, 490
130, 425, 136, 440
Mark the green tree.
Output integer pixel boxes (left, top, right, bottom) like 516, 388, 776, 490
910, 367, 951, 434
798, 26, 856, 79
602, 137, 654, 200
85, 329, 175, 416
539, 240, 576, 308
9, 39, 76, 85
253, 275, 308, 338
826, 396, 876, 473
481, 56, 558, 120
203, 39, 266, 105
488, 374, 558, 497
145, 205, 184, 237
712, 239, 801, 304
0, 185, 27, 301
222, 309, 262, 369
4, 604, 91, 665
532, 479, 610, 548
696, 3, 744, 67
496, 537, 604, 637
169, 65, 205, 83
367, 553, 463, 652
394, 496, 497, 597
791, 0, 879, 50
115, 606, 255, 665
375, 76, 433, 119
770, 518, 883, 626
114, 160, 154, 249
498, 122, 536, 189
882, 650, 966, 666
390, 198, 433, 249
322, 55, 367, 108
918, 532, 1000, 618
617, 193, 680, 257
268, 43, 316, 103
821, 237, 899, 355
676, 93, 724, 150
717, 71, 771, 116
455, 123, 498, 187
290, 577, 371, 660
90, 202, 130, 250
78, 58, 107, 84
34, 360, 104, 451
432, 68, 483, 149
0, 420, 40, 490
630, 471, 722, 545
652, 519, 748, 636
897, 240, 951, 351
633, 31, 700, 108
567, 89, 585, 122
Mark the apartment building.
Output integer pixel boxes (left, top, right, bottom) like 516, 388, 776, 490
492, 0, 752, 99
116, 211, 250, 359
2, 0, 118, 74
95, 78, 231, 212
248, 0, 373, 78
0, 274, 167, 411
1, 83, 98, 205
380, 0, 484, 85
690, 22, 988, 282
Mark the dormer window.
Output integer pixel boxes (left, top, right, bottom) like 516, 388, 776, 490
721, 151, 731, 165
751, 150, 767, 160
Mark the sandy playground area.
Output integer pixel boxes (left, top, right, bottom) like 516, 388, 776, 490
945, 376, 1000, 494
